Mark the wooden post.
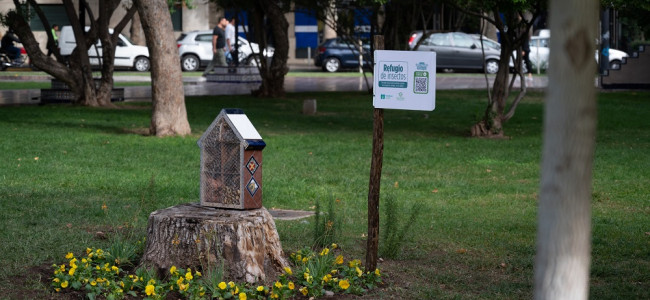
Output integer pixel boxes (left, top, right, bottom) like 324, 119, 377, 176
366, 35, 384, 272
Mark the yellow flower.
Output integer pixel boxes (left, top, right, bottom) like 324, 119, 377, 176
111, 266, 119, 273
228, 281, 236, 288
218, 282, 227, 290
322, 274, 331, 282
55, 288, 60, 292
375, 268, 381, 276
270, 292, 278, 299
68, 267, 76, 276
288, 281, 295, 290
145, 284, 155, 296
185, 271, 193, 281
61, 281, 69, 288
53, 278, 60, 283
299, 287, 309, 296
283, 266, 292, 275
356, 266, 363, 277
170, 266, 177, 274
65, 252, 74, 259
86, 248, 92, 254
335, 255, 344, 265
176, 277, 184, 287
91, 281, 97, 286
302, 257, 309, 263
339, 279, 350, 290
274, 281, 282, 289
257, 285, 265, 292
331, 243, 338, 249
348, 259, 361, 268
295, 254, 302, 261
320, 247, 329, 256
238, 292, 247, 300
195, 271, 202, 277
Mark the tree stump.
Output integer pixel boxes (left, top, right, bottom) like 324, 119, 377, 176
140, 203, 288, 283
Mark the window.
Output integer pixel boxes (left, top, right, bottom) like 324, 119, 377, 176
170, 8, 182, 31
26, 4, 69, 31
196, 34, 213, 42
425, 33, 451, 46
452, 33, 475, 48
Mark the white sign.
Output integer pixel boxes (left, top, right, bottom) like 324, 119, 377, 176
373, 50, 436, 111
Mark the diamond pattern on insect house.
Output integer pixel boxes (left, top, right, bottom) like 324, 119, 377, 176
197, 109, 265, 209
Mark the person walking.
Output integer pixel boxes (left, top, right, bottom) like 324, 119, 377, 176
225, 16, 236, 65
522, 31, 533, 80
203, 17, 228, 76
47, 24, 59, 57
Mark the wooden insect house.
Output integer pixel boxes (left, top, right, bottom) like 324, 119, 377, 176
198, 109, 265, 209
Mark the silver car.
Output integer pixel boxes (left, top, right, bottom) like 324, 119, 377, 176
408, 31, 501, 74
176, 30, 274, 71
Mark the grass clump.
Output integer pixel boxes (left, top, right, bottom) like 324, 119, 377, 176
380, 192, 425, 259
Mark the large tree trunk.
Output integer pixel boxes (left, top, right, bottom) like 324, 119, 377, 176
134, 0, 191, 136
534, 0, 598, 299
252, 0, 289, 98
140, 203, 288, 283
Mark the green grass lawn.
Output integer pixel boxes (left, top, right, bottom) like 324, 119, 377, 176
0, 90, 648, 299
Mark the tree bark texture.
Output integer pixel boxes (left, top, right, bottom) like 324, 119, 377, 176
534, 0, 598, 299
251, 0, 289, 98
134, 0, 191, 136
140, 203, 288, 283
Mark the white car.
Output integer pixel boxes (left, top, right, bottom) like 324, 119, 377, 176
517, 33, 628, 71
176, 30, 274, 71
58, 26, 150, 72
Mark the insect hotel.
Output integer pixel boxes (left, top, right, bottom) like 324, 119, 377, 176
197, 109, 265, 209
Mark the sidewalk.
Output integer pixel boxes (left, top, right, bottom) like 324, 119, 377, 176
0, 67, 547, 105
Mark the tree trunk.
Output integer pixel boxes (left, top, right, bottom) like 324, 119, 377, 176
130, 11, 146, 45
470, 11, 530, 138
134, 0, 191, 136
140, 203, 288, 283
534, 0, 598, 299
252, 0, 289, 98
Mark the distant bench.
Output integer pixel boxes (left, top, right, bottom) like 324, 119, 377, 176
204, 66, 262, 83
41, 79, 124, 104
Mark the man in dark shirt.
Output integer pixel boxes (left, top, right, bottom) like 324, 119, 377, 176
203, 17, 228, 75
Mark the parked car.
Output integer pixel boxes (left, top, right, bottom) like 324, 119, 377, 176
520, 33, 628, 71
58, 26, 150, 72
176, 30, 274, 71
314, 38, 372, 72
408, 31, 501, 74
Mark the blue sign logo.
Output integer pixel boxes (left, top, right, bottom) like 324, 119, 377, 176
416, 62, 428, 70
